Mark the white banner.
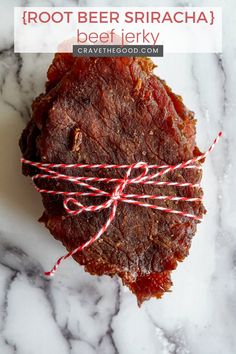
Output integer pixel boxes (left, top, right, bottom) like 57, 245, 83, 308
14, 7, 222, 53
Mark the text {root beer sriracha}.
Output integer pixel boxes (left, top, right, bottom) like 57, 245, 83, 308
24, 10, 214, 26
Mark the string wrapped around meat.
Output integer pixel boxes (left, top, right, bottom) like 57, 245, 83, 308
19, 55, 206, 304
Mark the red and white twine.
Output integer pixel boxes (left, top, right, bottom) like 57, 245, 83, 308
21, 132, 222, 277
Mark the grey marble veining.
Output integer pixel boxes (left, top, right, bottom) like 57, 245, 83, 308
0, 1, 235, 353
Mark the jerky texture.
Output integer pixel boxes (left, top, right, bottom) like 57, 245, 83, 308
20, 55, 206, 304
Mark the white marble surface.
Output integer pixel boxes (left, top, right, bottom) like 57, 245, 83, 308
0, 1, 236, 353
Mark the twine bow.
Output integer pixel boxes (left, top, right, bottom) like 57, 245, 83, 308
21, 132, 222, 276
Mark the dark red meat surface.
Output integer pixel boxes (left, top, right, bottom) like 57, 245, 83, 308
19, 54, 205, 304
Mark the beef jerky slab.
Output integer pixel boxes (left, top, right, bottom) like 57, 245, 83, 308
19, 55, 206, 304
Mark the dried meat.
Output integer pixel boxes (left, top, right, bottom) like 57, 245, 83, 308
19, 55, 206, 304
